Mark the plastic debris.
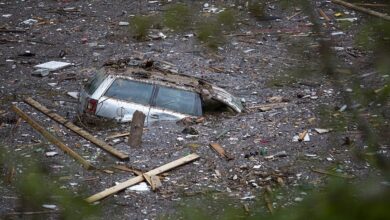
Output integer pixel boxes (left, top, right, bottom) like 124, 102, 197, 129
314, 128, 331, 134
42, 204, 57, 209
45, 151, 58, 157
34, 61, 72, 71
21, 19, 38, 25
119, 21, 129, 26
127, 182, 150, 192
32, 69, 50, 77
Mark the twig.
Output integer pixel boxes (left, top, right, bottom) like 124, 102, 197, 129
287, 11, 303, 20
311, 168, 355, 179
6, 210, 59, 216
331, 0, 390, 21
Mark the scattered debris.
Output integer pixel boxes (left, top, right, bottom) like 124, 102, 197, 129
264, 151, 287, 160
331, 0, 390, 21
182, 127, 199, 135
21, 19, 38, 25
34, 61, 72, 71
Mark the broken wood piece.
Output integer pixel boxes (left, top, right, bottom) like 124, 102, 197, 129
331, 0, 390, 21
11, 105, 93, 170
311, 168, 354, 179
264, 186, 274, 214
298, 130, 308, 141
128, 110, 146, 147
248, 102, 289, 111
318, 9, 331, 21
106, 132, 130, 140
24, 97, 129, 160
112, 165, 143, 176
85, 153, 199, 203
209, 143, 234, 160
143, 173, 162, 191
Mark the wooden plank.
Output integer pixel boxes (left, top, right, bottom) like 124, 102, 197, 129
24, 97, 129, 160
85, 153, 200, 203
128, 110, 146, 147
11, 105, 93, 170
143, 173, 162, 191
209, 143, 234, 160
331, 0, 390, 21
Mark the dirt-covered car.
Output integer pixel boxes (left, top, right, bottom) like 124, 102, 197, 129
78, 63, 244, 122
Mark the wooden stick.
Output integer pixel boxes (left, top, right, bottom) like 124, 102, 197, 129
248, 102, 289, 111
355, 3, 389, 7
24, 97, 129, 160
11, 105, 94, 170
331, 0, 390, 21
318, 9, 331, 21
85, 153, 199, 203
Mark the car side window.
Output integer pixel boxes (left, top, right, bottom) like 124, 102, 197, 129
104, 79, 154, 105
84, 71, 106, 95
154, 86, 202, 116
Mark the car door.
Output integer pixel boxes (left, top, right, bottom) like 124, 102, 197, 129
96, 78, 155, 122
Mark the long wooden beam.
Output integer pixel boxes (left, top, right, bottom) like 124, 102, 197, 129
24, 97, 129, 160
11, 105, 94, 170
85, 153, 200, 203
331, 0, 390, 21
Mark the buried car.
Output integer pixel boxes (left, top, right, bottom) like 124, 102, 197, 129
79, 63, 244, 122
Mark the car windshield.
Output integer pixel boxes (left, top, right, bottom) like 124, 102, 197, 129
104, 79, 154, 105
154, 86, 202, 116
84, 71, 106, 95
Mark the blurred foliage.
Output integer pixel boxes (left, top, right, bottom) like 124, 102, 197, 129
163, 3, 193, 31
196, 20, 225, 50
129, 15, 154, 40
247, 0, 266, 18
0, 147, 99, 219
217, 9, 238, 30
